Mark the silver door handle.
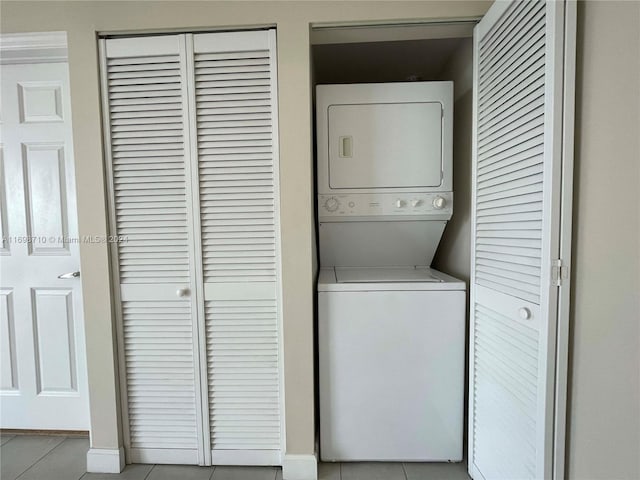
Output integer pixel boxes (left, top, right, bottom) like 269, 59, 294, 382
58, 271, 80, 279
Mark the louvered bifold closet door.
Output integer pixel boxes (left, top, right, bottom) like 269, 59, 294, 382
189, 30, 283, 465
101, 36, 206, 465
469, 1, 567, 480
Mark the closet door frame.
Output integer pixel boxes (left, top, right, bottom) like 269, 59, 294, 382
183, 33, 212, 465
99, 28, 285, 467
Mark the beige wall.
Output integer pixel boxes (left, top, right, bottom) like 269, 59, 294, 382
568, 2, 640, 479
433, 38, 473, 283
3, 2, 638, 477
0, 0, 490, 457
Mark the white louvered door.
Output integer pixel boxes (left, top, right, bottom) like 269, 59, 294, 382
190, 31, 282, 465
101, 35, 206, 465
469, 1, 573, 479
100, 30, 282, 467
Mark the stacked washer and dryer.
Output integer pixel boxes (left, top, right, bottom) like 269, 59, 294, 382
316, 82, 466, 462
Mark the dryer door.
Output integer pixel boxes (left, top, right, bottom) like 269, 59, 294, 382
328, 102, 442, 189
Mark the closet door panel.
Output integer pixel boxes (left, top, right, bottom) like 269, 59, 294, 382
102, 36, 203, 465
469, 2, 571, 479
192, 30, 283, 464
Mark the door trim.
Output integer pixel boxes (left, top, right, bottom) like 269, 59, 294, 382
0, 32, 68, 64
97, 37, 132, 463
553, 2, 577, 479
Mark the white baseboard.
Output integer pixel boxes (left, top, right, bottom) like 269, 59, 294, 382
282, 453, 318, 480
86, 447, 125, 473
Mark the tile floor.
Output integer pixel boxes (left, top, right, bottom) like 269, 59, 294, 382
0, 435, 471, 480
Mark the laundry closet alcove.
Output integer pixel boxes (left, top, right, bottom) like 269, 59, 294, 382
99, 29, 283, 467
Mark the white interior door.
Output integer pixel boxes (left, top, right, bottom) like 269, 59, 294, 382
191, 30, 283, 466
469, 1, 573, 479
101, 34, 205, 465
0, 61, 89, 430
101, 29, 282, 467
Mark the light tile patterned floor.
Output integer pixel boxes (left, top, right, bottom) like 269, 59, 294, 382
0, 435, 470, 480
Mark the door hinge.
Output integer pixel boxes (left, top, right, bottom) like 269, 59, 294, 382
552, 259, 570, 287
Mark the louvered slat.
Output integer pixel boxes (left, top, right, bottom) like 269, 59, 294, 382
195, 49, 277, 283
193, 35, 282, 459
103, 39, 203, 465
122, 300, 198, 450
472, 303, 538, 480
475, 0, 546, 305
107, 53, 190, 284
205, 300, 280, 450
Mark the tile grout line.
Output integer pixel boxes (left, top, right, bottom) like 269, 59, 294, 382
401, 462, 409, 480
339, 462, 342, 480
1, 436, 17, 447
208, 464, 216, 480
142, 463, 157, 480
13, 436, 69, 480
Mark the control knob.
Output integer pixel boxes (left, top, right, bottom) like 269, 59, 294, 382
324, 197, 340, 212
432, 196, 446, 210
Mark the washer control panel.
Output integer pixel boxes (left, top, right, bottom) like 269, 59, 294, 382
319, 192, 452, 217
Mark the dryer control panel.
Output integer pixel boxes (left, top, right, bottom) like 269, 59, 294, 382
318, 192, 453, 220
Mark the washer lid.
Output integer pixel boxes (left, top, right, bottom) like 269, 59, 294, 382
335, 267, 442, 283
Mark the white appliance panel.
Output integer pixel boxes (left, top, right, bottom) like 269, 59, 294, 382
335, 267, 441, 283
318, 287, 465, 461
318, 192, 452, 220
328, 102, 442, 189
318, 221, 446, 267
316, 82, 453, 196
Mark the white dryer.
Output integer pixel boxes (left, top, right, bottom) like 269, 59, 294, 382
316, 82, 466, 462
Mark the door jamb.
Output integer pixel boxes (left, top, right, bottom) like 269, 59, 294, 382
553, 2, 577, 479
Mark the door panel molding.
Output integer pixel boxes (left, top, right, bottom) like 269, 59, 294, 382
30, 288, 78, 394
21, 143, 70, 255
0, 289, 18, 391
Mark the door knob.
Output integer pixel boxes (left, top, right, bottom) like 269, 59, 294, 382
176, 288, 190, 298
58, 271, 80, 279
518, 307, 532, 320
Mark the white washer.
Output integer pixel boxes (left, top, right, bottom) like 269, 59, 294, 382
318, 266, 465, 462
315, 82, 465, 462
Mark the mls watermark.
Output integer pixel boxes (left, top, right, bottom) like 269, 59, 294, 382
2, 235, 128, 244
